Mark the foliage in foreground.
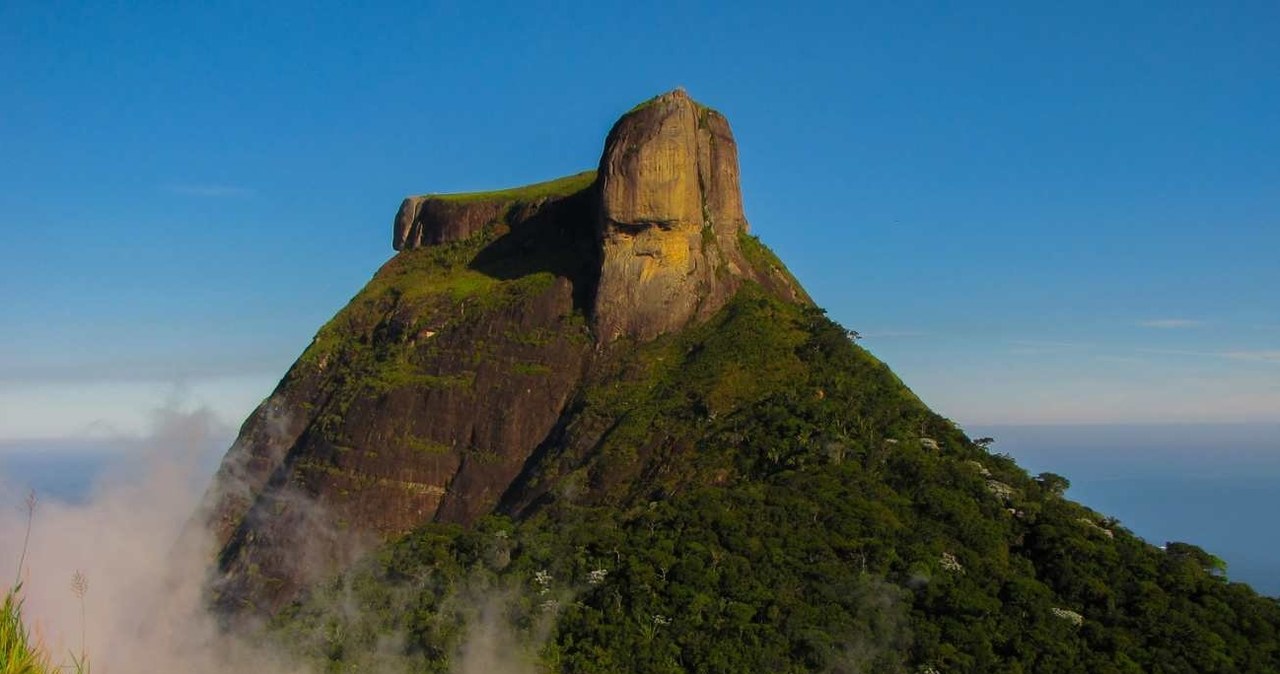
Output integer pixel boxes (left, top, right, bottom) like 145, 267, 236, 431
269, 289, 1280, 673
4, 495, 88, 674
2, 585, 54, 674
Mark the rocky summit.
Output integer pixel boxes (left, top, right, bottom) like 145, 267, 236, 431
594, 89, 801, 341
201, 89, 804, 613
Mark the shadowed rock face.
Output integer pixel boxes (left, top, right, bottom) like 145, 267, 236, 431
594, 89, 755, 342
394, 197, 507, 250
201, 90, 806, 616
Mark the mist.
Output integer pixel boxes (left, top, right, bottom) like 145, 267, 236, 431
0, 403, 574, 674
0, 403, 313, 673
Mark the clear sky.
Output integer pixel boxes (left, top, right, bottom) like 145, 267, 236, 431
1, 1, 1276, 441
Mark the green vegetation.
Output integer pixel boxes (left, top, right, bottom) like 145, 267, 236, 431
226, 163, 1280, 671
423, 171, 596, 205
738, 232, 807, 296
295, 223, 569, 446
267, 285, 1280, 673
4, 497, 89, 674
512, 362, 553, 376
626, 89, 721, 118
2, 586, 54, 674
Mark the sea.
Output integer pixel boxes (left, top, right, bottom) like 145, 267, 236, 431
2, 423, 1276, 596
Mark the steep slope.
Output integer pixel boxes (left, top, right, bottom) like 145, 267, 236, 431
201, 91, 1280, 673
201, 89, 805, 614
274, 290, 1280, 673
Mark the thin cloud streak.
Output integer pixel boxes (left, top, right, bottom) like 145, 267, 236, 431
1008, 339, 1090, 349
1136, 348, 1280, 364
1223, 350, 1280, 364
862, 330, 929, 338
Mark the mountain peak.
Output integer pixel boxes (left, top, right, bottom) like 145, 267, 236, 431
391, 90, 802, 343
203, 92, 806, 613
593, 89, 755, 341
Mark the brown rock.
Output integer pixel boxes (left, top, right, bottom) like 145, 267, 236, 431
394, 171, 598, 250
393, 197, 507, 249
593, 89, 757, 342
201, 90, 808, 618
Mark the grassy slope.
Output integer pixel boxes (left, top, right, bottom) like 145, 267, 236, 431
267, 252, 1280, 672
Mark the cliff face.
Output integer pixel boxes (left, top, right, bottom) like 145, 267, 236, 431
201, 90, 806, 614
593, 89, 751, 342
393, 171, 597, 250
593, 89, 807, 341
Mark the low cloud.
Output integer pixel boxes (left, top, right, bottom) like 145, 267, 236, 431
1140, 319, 1203, 329
0, 403, 313, 674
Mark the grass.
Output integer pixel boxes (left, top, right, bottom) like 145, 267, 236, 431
512, 362, 553, 376
625, 88, 722, 117
424, 170, 596, 205
2, 585, 54, 674
3, 493, 89, 674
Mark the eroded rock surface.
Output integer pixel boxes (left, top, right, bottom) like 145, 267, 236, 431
593, 89, 756, 342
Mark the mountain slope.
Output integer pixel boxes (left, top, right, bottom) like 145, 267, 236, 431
200, 90, 1280, 672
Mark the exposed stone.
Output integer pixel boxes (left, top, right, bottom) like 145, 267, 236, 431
394, 196, 507, 249
986, 479, 1016, 501
593, 89, 757, 342
394, 171, 597, 250
201, 90, 811, 616
1051, 607, 1084, 626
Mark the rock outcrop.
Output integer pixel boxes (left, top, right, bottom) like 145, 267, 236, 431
394, 171, 597, 250
201, 90, 806, 615
593, 89, 755, 342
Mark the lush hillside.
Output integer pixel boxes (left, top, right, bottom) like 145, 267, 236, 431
198, 89, 1280, 673
271, 286, 1280, 673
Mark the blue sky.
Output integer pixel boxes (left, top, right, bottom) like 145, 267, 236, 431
1, 1, 1277, 441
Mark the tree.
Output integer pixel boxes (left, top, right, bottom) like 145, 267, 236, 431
1166, 542, 1228, 577
1035, 472, 1070, 497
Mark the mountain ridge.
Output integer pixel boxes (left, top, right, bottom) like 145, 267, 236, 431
198, 91, 1280, 672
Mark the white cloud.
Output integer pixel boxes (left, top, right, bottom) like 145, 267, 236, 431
1139, 318, 1203, 329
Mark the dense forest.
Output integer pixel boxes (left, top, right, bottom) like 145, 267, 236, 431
270, 282, 1280, 673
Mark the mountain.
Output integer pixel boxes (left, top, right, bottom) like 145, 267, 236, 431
200, 90, 1280, 672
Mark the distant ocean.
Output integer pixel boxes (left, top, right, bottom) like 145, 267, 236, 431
2, 423, 1276, 596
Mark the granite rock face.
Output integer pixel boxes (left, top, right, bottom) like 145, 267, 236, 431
393, 196, 506, 249
593, 89, 755, 342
